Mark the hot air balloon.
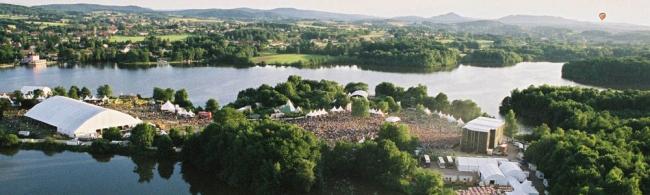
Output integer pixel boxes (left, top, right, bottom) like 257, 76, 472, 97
598, 12, 607, 21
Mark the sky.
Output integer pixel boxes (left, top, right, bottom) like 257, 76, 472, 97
4, 0, 650, 25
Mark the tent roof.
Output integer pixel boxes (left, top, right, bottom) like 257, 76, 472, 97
25, 96, 141, 137
463, 117, 504, 132
480, 163, 505, 180
350, 90, 369, 98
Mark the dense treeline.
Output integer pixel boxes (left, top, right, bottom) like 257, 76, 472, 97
283, 38, 461, 68
500, 85, 650, 194
462, 49, 523, 67
182, 108, 451, 194
230, 76, 483, 121
562, 57, 650, 88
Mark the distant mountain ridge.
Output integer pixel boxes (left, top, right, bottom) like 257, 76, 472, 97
391, 12, 476, 23
14, 3, 650, 32
35, 3, 154, 13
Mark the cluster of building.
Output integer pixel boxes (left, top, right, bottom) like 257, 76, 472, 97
439, 156, 538, 195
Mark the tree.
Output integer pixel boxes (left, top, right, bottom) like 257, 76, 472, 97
504, 110, 519, 139
0, 133, 19, 147
351, 98, 370, 117
344, 82, 368, 93
408, 168, 450, 195
153, 87, 174, 102
53, 86, 67, 96
169, 127, 188, 147
80, 87, 92, 98
154, 134, 174, 155
377, 122, 417, 151
130, 124, 156, 150
181, 118, 321, 194
204, 99, 220, 113
97, 84, 113, 97
68, 86, 80, 99
174, 89, 193, 109
102, 127, 122, 141
0, 98, 11, 120
450, 99, 481, 122
375, 82, 404, 99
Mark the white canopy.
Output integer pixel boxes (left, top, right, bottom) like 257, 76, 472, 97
385, 116, 401, 123
161, 101, 176, 112
25, 96, 142, 138
480, 163, 507, 185
463, 117, 505, 132
349, 90, 369, 99
500, 161, 527, 182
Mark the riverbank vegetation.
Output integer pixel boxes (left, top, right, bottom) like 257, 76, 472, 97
461, 49, 523, 67
562, 57, 650, 88
500, 85, 650, 194
230, 76, 484, 121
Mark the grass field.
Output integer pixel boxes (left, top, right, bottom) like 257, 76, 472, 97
27, 21, 68, 29
110, 34, 191, 42
169, 17, 221, 23
252, 54, 330, 64
0, 14, 28, 20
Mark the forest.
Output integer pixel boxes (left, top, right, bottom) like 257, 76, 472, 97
562, 57, 650, 88
500, 85, 650, 194
181, 108, 453, 194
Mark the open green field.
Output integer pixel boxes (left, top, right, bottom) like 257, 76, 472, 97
0, 14, 28, 20
252, 54, 330, 64
110, 34, 191, 42
27, 21, 68, 28
169, 17, 221, 23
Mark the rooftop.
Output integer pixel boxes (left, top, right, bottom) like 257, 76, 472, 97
463, 117, 504, 132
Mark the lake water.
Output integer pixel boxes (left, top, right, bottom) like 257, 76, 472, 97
0, 62, 588, 117
0, 149, 398, 195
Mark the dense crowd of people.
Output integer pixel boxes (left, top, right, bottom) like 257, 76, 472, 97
288, 112, 382, 144
288, 110, 462, 149
102, 99, 211, 131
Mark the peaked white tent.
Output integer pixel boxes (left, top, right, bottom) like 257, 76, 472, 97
25, 96, 142, 138
161, 101, 176, 112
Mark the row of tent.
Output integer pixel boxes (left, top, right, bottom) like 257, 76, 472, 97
306, 109, 328, 117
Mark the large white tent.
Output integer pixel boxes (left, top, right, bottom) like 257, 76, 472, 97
25, 96, 142, 138
479, 163, 507, 185
500, 161, 527, 182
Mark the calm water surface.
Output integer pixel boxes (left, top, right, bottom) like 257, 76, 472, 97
0, 62, 588, 116
0, 149, 396, 195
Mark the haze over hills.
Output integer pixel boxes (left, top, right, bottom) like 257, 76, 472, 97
35, 3, 154, 13
11, 3, 650, 32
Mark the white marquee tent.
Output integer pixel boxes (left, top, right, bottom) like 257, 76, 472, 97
500, 161, 527, 182
25, 96, 142, 138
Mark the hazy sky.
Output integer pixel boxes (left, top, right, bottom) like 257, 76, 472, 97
5, 0, 650, 25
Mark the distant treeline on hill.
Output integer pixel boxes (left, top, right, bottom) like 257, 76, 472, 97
562, 57, 650, 88
461, 49, 523, 67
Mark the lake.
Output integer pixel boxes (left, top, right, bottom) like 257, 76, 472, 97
0, 149, 398, 195
0, 62, 588, 117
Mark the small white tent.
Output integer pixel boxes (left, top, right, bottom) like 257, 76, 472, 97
161, 101, 176, 112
